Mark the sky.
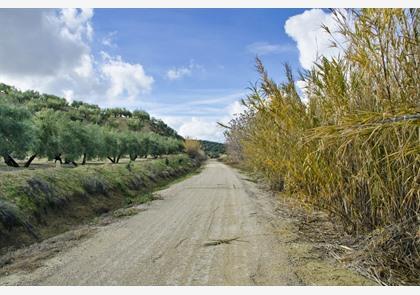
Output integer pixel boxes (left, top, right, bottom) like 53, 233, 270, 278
0, 8, 344, 142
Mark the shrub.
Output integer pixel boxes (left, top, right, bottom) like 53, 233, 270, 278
184, 138, 206, 160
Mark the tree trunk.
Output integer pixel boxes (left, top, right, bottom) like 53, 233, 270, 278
82, 153, 87, 165
107, 156, 115, 163
130, 154, 137, 161
116, 154, 122, 163
54, 154, 63, 164
64, 159, 78, 167
24, 154, 37, 168
3, 154, 19, 167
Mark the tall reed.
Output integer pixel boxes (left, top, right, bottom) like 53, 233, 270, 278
223, 9, 419, 283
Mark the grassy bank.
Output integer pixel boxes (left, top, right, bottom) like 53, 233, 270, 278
0, 154, 201, 252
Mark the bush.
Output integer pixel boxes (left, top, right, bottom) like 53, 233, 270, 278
184, 138, 206, 161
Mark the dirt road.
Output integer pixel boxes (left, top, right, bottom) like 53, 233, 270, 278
0, 160, 371, 286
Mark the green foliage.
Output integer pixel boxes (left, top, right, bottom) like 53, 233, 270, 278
125, 132, 151, 160
150, 118, 182, 139
199, 140, 225, 158
148, 132, 167, 158
0, 102, 35, 159
101, 129, 121, 162
82, 124, 105, 161
32, 110, 62, 160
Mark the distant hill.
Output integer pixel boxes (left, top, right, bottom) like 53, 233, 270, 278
199, 140, 225, 158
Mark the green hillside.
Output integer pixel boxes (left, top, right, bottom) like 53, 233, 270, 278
0, 83, 184, 167
199, 140, 225, 158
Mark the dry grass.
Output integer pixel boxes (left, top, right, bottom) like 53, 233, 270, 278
184, 138, 206, 160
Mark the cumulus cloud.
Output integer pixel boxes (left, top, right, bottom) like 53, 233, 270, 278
0, 9, 153, 104
0, 9, 90, 77
100, 52, 154, 101
59, 8, 94, 41
178, 117, 224, 141
246, 42, 293, 55
166, 61, 203, 81
284, 9, 345, 70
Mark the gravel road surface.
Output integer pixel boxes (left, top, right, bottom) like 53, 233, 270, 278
0, 160, 327, 285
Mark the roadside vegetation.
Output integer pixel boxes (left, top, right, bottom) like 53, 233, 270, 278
184, 138, 207, 161
221, 9, 419, 285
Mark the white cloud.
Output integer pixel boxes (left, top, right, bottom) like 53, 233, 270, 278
59, 8, 94, 41
226, 100, 246, 119
155, 98, 246, 142
0, 9, 91, 77
166, 67, 192, 80
295, 80, 309, 104
285, 9, 345, 70
178, 117, 224, 141
102, 31, 117, 48
100, 53, 154, 101
246, 42, 293, 55
63, 89, 75, 103
74, 54, 94, 78
0, 9, 153, 105
166, 60, 203, 81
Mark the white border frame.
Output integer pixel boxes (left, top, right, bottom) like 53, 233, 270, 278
0, 0, 418, 8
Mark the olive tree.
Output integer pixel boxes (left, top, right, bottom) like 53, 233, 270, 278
0, 103, 35, 167
30, 110, 62, 166
77, 123, 104, 165
125, 132, 150, 161
148, 133, 166, 158
101, 129, 127, 163
58, 119, 84, 165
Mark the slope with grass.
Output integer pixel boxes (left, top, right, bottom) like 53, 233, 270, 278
0, 154, 201, 252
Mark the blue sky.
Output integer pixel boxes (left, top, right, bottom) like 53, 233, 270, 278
0, 8, 340, 142
92, 9, 304, 87
90, 9, 305, 141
